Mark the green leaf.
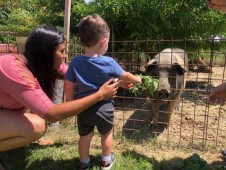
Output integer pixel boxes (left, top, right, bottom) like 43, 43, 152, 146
129, 74, 159, 96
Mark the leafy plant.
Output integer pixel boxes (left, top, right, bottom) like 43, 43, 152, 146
175, 153, 208, 170
130, 74, 159, 96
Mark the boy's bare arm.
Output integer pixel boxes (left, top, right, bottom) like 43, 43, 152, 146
119, 71, 142, 84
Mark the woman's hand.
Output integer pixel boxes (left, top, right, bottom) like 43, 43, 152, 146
97, 79, 119, 100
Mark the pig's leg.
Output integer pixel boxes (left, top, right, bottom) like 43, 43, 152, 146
150, 100, 159, 125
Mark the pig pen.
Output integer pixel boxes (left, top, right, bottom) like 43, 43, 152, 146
69, 38, 226, 149
113, 60, 226, 149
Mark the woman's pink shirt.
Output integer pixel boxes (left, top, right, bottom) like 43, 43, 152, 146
0, 54, 68, 118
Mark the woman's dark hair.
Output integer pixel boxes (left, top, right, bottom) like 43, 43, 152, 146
24, 25, 66, 99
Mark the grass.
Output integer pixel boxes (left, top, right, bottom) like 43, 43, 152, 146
1, 118, 226, 170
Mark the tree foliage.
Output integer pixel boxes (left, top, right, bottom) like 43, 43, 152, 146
85, 0, 226, 41
0, 8, 38, 33
0, 0, 225, 44
0, 0, 65, 33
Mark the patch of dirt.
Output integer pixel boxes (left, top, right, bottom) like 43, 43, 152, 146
46, 66, 226, 166
113, 66, 226, 165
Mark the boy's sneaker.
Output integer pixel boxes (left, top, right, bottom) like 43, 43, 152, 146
79, 155, 95, 170
0, 162, 5, 170
101, 153, 116, 170
221, 150, 226, 159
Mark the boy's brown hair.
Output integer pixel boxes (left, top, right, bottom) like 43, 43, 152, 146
78, 14, 110, 47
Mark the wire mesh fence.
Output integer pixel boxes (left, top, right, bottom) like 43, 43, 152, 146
70, 38, 226, 149
1, 32, 226, 149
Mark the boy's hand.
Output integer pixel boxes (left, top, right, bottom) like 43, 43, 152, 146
119, 81, 133, 90
136, 75, 142, 84
129, 75, 159, 96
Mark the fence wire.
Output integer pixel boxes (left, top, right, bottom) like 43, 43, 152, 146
1, 32, 226, 149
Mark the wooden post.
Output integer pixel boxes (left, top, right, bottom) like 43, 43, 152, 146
62, 0, 71, 103
64, 0, 71, 63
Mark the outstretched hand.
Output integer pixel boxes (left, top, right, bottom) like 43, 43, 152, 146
208, 0, 226, 13
118, 81, 134, 90
208, 83, 226, 106
98, 79, 119, 100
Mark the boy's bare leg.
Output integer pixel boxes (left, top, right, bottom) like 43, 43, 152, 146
78, 131, 94, 160
101, 128, 113, 156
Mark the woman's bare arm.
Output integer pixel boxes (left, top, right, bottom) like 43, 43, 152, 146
45, 79, 119, 122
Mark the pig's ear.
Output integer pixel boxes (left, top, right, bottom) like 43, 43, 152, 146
173, 53, 187, 71
147, 59, 157, 66
145, 59, 158, 73
173, 63, 186, 75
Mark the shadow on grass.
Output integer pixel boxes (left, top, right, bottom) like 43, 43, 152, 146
1, 144, 226, 170
0, 142, 81, 170
209, 159, 226, 170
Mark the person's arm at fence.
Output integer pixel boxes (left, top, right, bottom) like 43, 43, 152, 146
207, 0, 226, 105
208, 0, 226, 13
208, 82, 226, 105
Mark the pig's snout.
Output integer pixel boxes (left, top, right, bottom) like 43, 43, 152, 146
155, 89, 170, 99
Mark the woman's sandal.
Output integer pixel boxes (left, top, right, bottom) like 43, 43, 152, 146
32, 137, 54, 146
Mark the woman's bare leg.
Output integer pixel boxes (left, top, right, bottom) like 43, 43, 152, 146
0, 109, 47, 151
